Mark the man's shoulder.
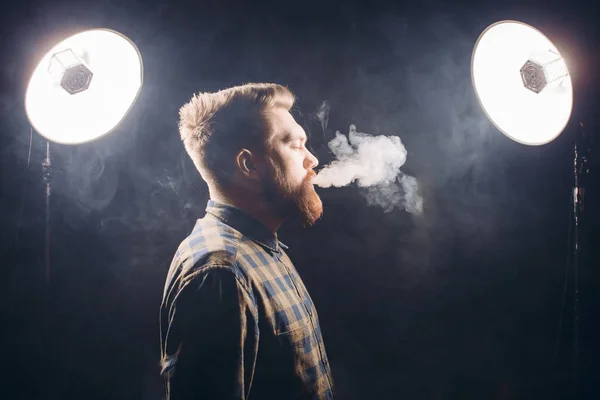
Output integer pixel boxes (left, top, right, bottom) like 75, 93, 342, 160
174, 215, 244, 272
161, 218, 244, 302
164, 214, 281, 295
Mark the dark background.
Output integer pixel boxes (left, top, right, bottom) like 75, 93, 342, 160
1, 0, 599, 398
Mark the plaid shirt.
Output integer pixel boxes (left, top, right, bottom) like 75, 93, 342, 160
160, 200, 334, 399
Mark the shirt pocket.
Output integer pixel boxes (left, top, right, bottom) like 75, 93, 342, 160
276, 318, 313, 352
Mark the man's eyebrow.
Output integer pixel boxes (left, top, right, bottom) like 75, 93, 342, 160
280, 131, 294, 142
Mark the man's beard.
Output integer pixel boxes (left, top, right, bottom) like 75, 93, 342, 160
261, 166, 323, 227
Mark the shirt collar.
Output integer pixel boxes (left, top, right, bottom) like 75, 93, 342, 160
204, 199, 286, 253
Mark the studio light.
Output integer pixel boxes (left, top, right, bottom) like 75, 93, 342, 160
471, 20, 573, 146
472, 21, 590, 393
25, 29, 143, 144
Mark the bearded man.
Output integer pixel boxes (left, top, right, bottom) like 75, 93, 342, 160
160, 83, 334, 400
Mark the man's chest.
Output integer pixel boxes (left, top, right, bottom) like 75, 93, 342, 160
238, 248, 320, 337
237, 245, 334, 396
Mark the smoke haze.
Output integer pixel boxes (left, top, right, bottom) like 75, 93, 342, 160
313, 124, 423, 215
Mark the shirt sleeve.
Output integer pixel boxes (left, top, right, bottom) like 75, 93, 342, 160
160, 264, 259, 400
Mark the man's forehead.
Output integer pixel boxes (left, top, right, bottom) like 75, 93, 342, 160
268, 108, 306, 140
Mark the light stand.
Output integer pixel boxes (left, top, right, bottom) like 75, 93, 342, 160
573, 126, 580, 366
43, 141, 52, 284
23, 29, 143, 399
471, 20, 585, 397
571, 121, 591, 397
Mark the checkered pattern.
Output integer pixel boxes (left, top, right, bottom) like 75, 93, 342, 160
160, 200, 334, 399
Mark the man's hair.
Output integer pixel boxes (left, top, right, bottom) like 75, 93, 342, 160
179, 83, 295, 187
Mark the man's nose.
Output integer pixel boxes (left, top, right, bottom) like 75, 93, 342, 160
304, 149, 319, 170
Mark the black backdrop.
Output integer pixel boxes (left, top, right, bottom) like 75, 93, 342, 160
2, 0, 600, 398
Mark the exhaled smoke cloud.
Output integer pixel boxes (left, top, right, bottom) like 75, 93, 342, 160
313, 124, 423, 215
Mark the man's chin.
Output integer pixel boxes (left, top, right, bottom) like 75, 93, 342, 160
264, 175, 323, 227
296, 190, 323, 228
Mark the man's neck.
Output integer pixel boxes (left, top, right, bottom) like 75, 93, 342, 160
209, 189, 282, 234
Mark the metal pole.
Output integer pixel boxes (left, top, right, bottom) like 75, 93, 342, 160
572, 122, 588, 399
42, 140, 52, 399
43, 140, 51, 284
572, 132, 580, 398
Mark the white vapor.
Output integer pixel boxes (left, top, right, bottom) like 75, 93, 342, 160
313, 124, 423, 215
316, 100, 330, 135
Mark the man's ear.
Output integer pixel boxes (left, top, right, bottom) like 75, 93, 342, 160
235, 149, 259, 180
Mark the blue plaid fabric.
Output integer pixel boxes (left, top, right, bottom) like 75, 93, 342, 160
160, 200, 334, 399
